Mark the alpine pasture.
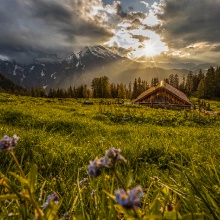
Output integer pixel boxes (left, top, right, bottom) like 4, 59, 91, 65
1, 92, 220, 219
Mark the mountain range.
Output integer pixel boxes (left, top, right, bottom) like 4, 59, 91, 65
0, 45, 218, 90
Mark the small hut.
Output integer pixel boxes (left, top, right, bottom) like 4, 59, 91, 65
134, 80, 192, 109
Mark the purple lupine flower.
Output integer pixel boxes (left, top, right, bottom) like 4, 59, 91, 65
42, 192, 59, 210
115, 186, 143, 209
0, 135, 19, 151
105, 147, 127, 164
129, 186, 144, 208
115, 189, 130, 207
98, 156, 111, 167
88, 156, 110, 177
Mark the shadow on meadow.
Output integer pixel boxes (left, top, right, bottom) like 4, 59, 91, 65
0, 109, 94, 135
101, 109, 213, 126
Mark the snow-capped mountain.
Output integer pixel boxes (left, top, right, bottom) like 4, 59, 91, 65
0, 45, 213, 90
0, 46, 130, 89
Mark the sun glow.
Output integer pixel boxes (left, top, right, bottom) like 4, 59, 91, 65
143, 41, 157, 57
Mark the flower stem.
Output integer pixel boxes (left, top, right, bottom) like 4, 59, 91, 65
9, 151, 25, 178
132, 207, 141, 220
113, 164, 127, 192
9, 151, 44, 219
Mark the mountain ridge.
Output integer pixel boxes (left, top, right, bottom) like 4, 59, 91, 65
0, 45, 217, 90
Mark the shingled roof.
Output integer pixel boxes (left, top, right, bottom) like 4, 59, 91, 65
135, 80, 192, 105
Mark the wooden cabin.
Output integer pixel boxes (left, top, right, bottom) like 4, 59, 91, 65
134, 81, 192, 109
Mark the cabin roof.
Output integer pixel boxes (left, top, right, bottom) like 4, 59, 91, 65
135, 80, 192, 105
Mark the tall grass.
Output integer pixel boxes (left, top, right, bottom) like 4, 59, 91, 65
0, 93, 220, 219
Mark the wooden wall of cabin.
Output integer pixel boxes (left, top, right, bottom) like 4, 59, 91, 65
140, 89, 186, 105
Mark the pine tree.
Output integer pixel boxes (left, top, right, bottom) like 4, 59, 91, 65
151, 77, 159, 87
215, 67, 220, 97
127, 81, 132, 100
101, 76, 111, 98
185, 71, 194, 95
31, 87, 35, 97
118, 83, 126, 99
204, 66, 215, 98
197, 78, 206, 98
91, 76, 111, 98
110, 83, 118, 98
132, 78, 138, 99
91, 78, 100, 98
168, 74, 174, 86
174, 74, 179, 88
68, 86, 73, 98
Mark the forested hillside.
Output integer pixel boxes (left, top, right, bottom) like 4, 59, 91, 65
0, 73, 28, 95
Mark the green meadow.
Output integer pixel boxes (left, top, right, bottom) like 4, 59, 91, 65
1, 92, 220, 219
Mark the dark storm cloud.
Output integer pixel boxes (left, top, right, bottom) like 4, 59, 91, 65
131, 35, 150, 43
157, 0, 220, 49
0, 0, 113, 63
116, 2, 146, 20
32, 0, 72, 24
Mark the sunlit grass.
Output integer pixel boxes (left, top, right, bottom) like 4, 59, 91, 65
1, 93, 220, 218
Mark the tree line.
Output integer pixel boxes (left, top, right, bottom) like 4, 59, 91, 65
3, 66, 220, 99
164, 66, 220, 99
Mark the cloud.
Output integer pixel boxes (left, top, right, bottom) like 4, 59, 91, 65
156, 0, 220, 50
140, 1, 149, 8
115, 1, 146, 20
0, 0, 114, 63
212, 45, 220, 52
0, 0, 153, 63
131, 34, 150, 42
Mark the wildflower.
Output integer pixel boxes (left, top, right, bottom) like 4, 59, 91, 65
153, 176, 159, 181
115, 189, 130, 207
105, 147, 127, 164
88, 156, 110, 177
62, 212, 71, 220
115, 186, 143, 209
104, 175, 110, 181
0, 135, 19, 151
0, 178, 7, 188
88, 148, 126, 177
42, 192, 59, 210
91, 189, 96, 197
79, 178, 89, 186
98, 156, 110, 167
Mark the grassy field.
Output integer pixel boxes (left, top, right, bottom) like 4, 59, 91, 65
1, 93, 220, 219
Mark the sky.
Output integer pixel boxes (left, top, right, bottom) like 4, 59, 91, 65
0, 0, 220, 64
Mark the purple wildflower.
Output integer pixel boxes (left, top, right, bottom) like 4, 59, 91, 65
105, 147, 127, 164
88, 156, 110, 177
0, 135, 19, 151
42, 192, 59, 210
115, 186, 143, 209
